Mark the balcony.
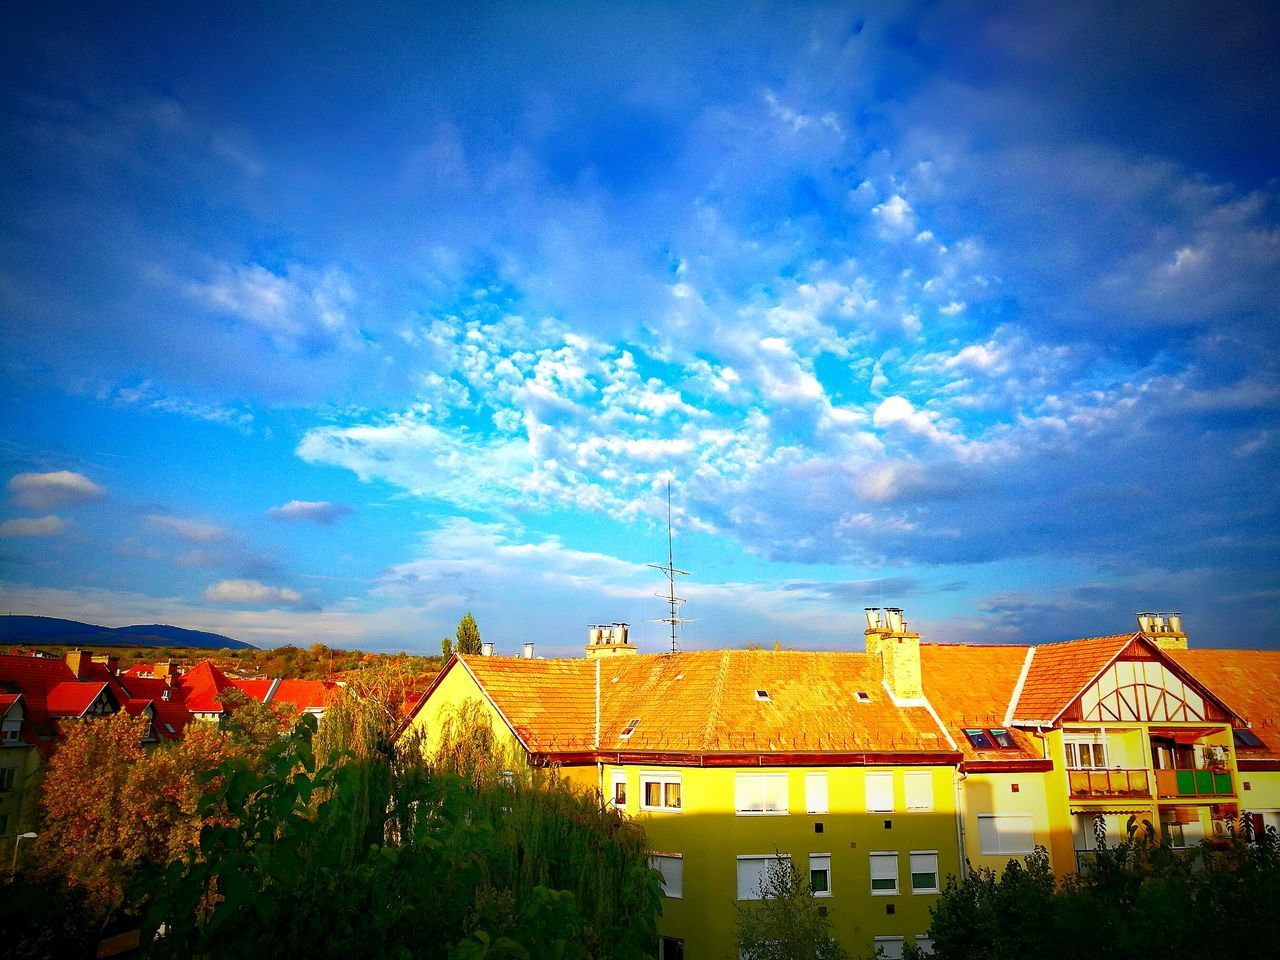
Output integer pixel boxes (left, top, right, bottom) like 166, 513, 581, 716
1154, 768, 1233, 799
1068, 768, 1151, 800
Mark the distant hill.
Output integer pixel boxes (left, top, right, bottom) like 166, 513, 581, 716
0, 615, 257, 650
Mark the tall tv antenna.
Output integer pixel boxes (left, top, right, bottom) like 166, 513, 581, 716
648, 480, 693, 654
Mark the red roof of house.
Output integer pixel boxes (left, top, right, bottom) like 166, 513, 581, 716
175, 661, 234, 714
267, 678, 336, 712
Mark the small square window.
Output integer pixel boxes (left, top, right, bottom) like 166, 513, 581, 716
963, 728, 995, 749
620, 718, 640, 739
755, 690, 771, 701
856, 691, 872, 702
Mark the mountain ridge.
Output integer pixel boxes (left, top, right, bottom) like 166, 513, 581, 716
0, 614, 257, 650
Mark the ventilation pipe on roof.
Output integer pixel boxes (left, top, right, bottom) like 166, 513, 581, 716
480, 642, 494, 657
522, 642, 535, 659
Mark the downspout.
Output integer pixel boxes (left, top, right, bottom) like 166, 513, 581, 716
595, 657, 603, 807
954, 769, 969, 879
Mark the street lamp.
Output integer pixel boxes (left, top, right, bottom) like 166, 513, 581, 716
11, 831, 37, 872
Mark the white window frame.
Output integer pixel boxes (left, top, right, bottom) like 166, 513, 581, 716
909, 849, 939, 894
866, 771, 894, 813
904, 770, 933, 811
805, 771, 829, 814
735, 772, 789, 815
869, 850, 899, 895
874, 936, 905, 959
736, 853, 787, 900
1064, 731, 1108, 770
977, 813, 1035, 855
914, 935, 935, 956
640, 772, 682, 812
610, 770, 628, 809
649, 853, 683, 899
809, 853, 832, 897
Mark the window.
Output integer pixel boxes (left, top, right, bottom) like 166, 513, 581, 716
0, 813, 8, 837
988, 727, 1015, 748
658, 937, 684, 960
736, 773, 788, 814
737, 854, 787, 900
0, 767, 15, 791
915, 936, 935, 956
1, 727, 19, 743
611, 771, 627, 808
977, 814, 1034, 855
904, 770, 933, 811
641, 773, 682, 811
874, 936, 905, 959
856, 690, 872, 702
866, 771, 894, 812
649, 854, 683, 898
620, 718, 640, 739
963, 728, 994, 748
1065, 739, 1108, 769
755, 689, 771, 701
805, 772, 829, 814
809, 853, 831, 896
1234, 729, 1265, 749
869, 851, 899, 894
163, 722, 177, 735
910, 851, 939, 893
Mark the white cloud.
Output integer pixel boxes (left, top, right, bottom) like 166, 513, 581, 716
0, 515, 70, 538
8, 471, 105, 510
204, 579, 303, 606
871, 194, 916, 236
266, 500, 354, 524
144, 513, 227, 542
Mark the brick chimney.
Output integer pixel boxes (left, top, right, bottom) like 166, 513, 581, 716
585, 623, 638, 659
1138, 611, 1187, 650
864, 607, 924, 701
66, 649, 92, 678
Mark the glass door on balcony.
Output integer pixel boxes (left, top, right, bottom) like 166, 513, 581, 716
1150, 737, 1194, 771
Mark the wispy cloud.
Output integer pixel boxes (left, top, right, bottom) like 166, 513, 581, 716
0, 515, 69, 538
203, 578, 303, 606
266, 500, 353, 524
144, 513, 227, 542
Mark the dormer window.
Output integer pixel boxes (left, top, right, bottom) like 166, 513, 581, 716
755, 690, 771, 701
620, 718, 640, 739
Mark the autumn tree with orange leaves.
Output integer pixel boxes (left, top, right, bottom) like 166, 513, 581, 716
33, 712, 241, 914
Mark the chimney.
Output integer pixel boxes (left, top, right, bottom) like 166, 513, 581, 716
1143, 610, 1188, 651
864, 607, 923, 702
66, 649, 92, 679
481, 642, 495, 657
585, 621, 638, 659
522, 642, 536, 659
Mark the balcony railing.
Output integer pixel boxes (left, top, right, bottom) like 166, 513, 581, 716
1154, 768, 1233, 799
1068, 768, 1151, 800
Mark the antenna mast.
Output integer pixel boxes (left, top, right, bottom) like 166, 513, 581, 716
648, 480, 692, 654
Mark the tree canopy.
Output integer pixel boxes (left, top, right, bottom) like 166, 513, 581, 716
926, 837, 1280, 960
455, 612, 483, 655
735, 853, 846, 960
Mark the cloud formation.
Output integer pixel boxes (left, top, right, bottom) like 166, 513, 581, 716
203, 579, 303, 606
266, 500, 353, 524
0, 515, 69, 538
8, 471, 105, 510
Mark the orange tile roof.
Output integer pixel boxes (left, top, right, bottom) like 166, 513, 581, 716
1010, 634, 1136, 722
457, 651, 952, 756
269, 679, 335, 712
1167, 649, 1280, 760
920, 644, 1039, 760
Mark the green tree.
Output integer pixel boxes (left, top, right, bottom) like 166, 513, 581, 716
217, 687, 298, 747
926, 836, 1280, 960
455, 612, 482, 655
442, 635, 454, 658
735, 853, 846, 960
137, 704, 660, 960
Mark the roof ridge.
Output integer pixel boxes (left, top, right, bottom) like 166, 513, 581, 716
699, 649, 731, 745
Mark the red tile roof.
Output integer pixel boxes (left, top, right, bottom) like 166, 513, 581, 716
920, 643, 1039, 761
45, 681, 110, 717
1009, 634, 1136, 722
268, 679, 335, 712
175, 661, 234, 714
449, 651, 954, 757
1167, 648, 1280, 760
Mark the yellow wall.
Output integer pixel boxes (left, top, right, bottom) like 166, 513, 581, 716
0, 745, 43, 860
606, 763, 958, 958
400, 660, 525, 761
958, 768, 1063, 873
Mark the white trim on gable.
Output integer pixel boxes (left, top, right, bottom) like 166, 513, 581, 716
1004, 647, 1035, 727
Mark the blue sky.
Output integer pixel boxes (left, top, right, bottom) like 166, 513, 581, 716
1, 1, 1277, 654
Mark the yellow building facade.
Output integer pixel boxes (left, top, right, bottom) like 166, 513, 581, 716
401, 612, 1280, 959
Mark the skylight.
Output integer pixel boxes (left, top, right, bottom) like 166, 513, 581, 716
964, 727, 1018, 750
963, 728, 995, 749
163, 723, 176, 734
620, 718, 640, 738
1234, 728, 1265, 749
755, 690, 771, 701
989, 728, 1016, 748
856, 691, 872, 703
